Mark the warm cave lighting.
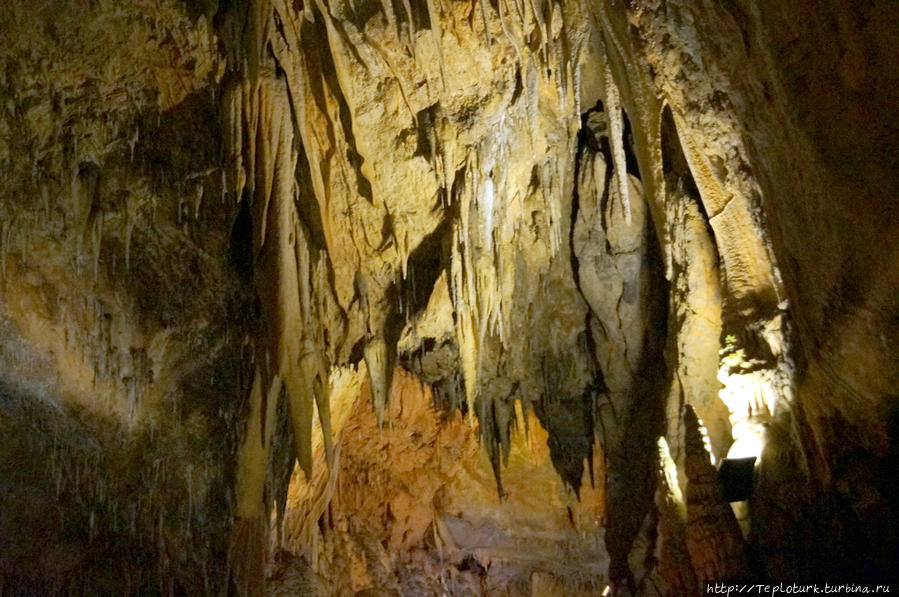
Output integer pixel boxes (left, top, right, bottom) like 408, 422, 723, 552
699, 417, 717, 466
602, 585, 611, 596
718, 352, 771, 463
658, 436, 685, 509
720, 416, 764, 504
727, 422, 764, 460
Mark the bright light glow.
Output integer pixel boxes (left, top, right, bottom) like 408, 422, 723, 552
602, 586, 611, 596
727, 422, 765, 460
718, 350, 774, 463
696, 417, 717, 466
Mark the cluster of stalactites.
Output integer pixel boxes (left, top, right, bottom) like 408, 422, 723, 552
222, 0, 333, 501
390, 0, 606, 496
346, 0, 590, 440
218, 0, 634, 503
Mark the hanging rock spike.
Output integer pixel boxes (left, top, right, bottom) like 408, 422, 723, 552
603, 51, 632, 225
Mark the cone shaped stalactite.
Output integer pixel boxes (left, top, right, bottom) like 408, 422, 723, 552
364, 335, 395, 427
221, 3, 340, 589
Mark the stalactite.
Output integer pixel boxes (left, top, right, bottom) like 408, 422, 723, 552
479, 0, 493, 47
511, 0, 525, 25
378, 0, 399, 42
554, 41, 566, 110
528, 0, 548, 64
526, 58, 539, 143
574, 59, 582, 121
425, 0, 448, 90
452, 222, 480, 421
0, 0, 839, 593
364, 336, 393, 426
399, 0, 414, 36
603, 52, 631, 225
497, 0, 523, 67
592, 0, 667, 277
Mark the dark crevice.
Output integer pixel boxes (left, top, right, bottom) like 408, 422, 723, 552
390, 0, 409, 27
410, 0, 431, 31
228, 188, 255, 284
414, 103, 439, 162
510, 67, 523, 105
349, 0, 382, 28
292, 126, 328, 251
401, 216, 452, 319
620, 109, 642, 179
534, 391, 595, 498
334, 89, 374, 204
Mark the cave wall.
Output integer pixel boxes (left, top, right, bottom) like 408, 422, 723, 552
603, 0, 899, 581
0, 0, 897, 594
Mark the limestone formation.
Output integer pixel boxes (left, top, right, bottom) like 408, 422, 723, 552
1, 0, 897, 595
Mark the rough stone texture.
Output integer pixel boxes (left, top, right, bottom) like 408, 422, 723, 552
275, 366, 607, 596
682, 406, 746, 587
1, 0, 897, 594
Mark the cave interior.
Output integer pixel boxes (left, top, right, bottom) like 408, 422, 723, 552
0, 0, 898, 595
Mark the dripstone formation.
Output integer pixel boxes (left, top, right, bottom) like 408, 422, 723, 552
1, 0, 897, 595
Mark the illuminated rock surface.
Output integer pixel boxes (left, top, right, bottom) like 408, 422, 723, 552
0, 0, 897, 594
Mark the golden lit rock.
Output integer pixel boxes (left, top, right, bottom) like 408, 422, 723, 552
1, 0, 897, 594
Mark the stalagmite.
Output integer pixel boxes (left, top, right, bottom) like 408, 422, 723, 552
227, 370, 281, 597
682, 405, 747, 587
654, 438, 697, 594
